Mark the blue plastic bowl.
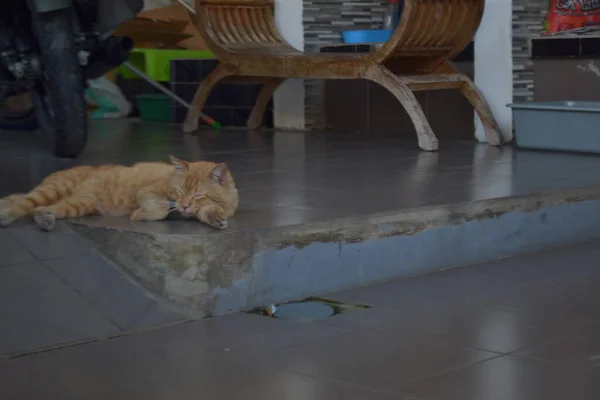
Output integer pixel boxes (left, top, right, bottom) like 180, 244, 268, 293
342, 30, 392, 44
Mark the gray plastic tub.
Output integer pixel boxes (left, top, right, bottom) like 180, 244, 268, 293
508, 101, 600, 153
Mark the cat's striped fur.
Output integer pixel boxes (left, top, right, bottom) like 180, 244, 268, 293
0, 155, 238, 231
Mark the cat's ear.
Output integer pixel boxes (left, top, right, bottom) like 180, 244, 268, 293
169, 155, 189, 172
210, 163, 229, 185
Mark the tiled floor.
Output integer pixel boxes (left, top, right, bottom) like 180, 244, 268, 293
3, 240, 600, 399
3, 121, 600, 234
0, 222, 184, 356
4, 121, 600, 397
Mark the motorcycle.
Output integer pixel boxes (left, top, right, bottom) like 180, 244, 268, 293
0, 0, 143, 157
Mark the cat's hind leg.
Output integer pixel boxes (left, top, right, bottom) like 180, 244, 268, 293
33, 194, 97, 231
0, 186, 61, 227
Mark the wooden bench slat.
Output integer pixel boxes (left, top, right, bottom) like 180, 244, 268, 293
233, 8, 258, 43
199, 0, 273, 7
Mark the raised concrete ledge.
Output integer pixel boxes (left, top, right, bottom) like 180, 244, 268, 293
72, 186, 600, 318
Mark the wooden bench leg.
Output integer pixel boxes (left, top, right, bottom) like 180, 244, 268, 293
366, 66, 439, 151
247, 78, 285, 130
459, 77, 503, 146
183, 63, 231, 133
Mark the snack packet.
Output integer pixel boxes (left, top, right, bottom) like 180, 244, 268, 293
543, 0, 600, 34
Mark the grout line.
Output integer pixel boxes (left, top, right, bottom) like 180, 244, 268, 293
395, 353, 506, 388
227, 353, 411, 398
5, 317, 195, 360
39, 259, 126, 331
508, 352, 600, 374
4, 226, 41, 263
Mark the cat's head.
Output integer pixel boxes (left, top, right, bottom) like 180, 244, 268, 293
169, 155, 238, 217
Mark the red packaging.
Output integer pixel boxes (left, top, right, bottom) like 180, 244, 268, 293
544, 0, 600, 34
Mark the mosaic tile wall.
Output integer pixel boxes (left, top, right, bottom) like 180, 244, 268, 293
303, 0, 386, 128
512, 0, 547, 102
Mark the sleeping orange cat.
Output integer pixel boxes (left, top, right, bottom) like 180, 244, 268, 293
0, 155, 238, 231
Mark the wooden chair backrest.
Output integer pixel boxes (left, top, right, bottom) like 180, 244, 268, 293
371, 0, 484, 73
192, 0, 483, 74
193, 0, 297, 62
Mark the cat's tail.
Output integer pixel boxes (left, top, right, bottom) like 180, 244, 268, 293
28, 185, 58, 204
0, 184, 67, 226
0, 194, 26, 210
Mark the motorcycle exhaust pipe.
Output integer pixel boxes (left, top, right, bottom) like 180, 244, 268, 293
84, 36, 134, 80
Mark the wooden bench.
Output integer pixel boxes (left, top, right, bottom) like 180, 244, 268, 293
183, 0, 502, 151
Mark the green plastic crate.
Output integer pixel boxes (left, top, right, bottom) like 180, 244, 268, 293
120, 48, 215, 82
136, 94, 172, 122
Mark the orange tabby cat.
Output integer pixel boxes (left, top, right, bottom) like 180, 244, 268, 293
0, 155, 238, 231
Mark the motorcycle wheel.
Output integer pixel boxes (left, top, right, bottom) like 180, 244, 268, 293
0, 92, 38, 131
33, 9, 87, 158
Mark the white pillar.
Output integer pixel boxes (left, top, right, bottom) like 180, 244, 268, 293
273, 0, 305, 130
474, 0, 513, 143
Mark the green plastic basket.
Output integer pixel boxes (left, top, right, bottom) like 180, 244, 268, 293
136, 94, 172, 122
120, 48, 215, 82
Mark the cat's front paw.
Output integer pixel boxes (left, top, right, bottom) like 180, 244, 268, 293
205, 208, 228, 230
33, 209, 56, 232
131, 208, 168, 221
130, 208, 149, 221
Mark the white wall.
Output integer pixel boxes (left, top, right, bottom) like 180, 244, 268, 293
474, 0, 513, 143
273, 0, 305, 130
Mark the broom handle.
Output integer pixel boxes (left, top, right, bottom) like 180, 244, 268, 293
122, 61, 219, 128
175, 0, 196, 14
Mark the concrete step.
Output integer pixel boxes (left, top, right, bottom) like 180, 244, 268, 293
73, 185, 600, 318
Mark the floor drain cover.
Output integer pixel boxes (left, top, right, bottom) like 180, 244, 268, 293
248, 297, 370, 320
273, 302, 335, 321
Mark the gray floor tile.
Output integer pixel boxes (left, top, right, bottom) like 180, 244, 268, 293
80, 361, 414, 400
238, 330, 496, 390
0, 309, 92, 355
44, 253, 181, 330
398, 355, 600, 400
485, 280, 600, 318
0, 230, 34, 267
326, 267, 540, 309
472, 242, 600, 285
9, 223, 92, 260
0, 262, 119, 355
517, 327, 600, 370
136, 313, 351, 361
322, 303, 595, 354
0, 334, 198, 399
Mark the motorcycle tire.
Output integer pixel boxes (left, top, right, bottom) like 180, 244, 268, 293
0, 107, 39, 131
33, 9, 87, 158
